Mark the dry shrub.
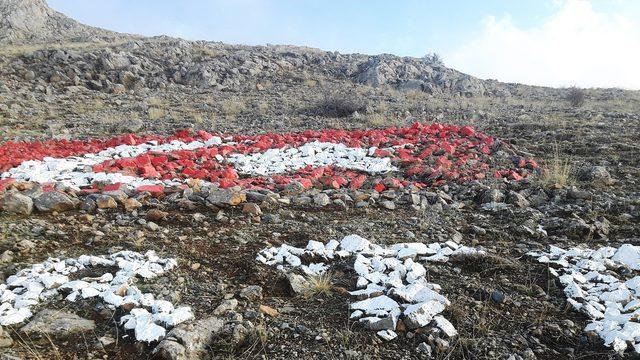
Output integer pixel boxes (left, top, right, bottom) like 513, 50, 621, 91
566, 87, 585, 107
310, 93, 366, 118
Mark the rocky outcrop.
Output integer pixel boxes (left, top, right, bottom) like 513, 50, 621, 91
353, 55, 487, 96
0, 0, 130, 44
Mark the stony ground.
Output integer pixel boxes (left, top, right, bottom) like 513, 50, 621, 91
0, 103, 638, 359
0, 4, 639, 357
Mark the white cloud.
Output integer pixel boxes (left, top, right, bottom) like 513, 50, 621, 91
446, 0, 640, 89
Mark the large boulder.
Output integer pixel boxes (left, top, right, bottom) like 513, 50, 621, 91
206, 188, 246, 207
0, 191, 33, 215
0, 325, 13, 348
578, 166, 615, 186
154, 316, 225, 360
20, 310, 95, 339
34, 191, 76, 212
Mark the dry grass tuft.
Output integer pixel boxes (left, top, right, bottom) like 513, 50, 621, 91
303, 272, 334, 297
148, 107, 166, 120
449, 252, 517, 274
146, 97, 164, 107
221, 98, 246, 117
367, 114, 387, 127
540, 151, 573, 188
405, 90, 424, 102
303, 79, 319, 87
194, 45, 219, 59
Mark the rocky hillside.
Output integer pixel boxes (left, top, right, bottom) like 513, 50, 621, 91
0, 0, 502, 98
0, 0, 128, 44
1, 1, 640, 360
1, 0, 638, 144
4, 39, 501, 95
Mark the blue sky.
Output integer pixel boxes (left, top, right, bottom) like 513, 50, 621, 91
47, 0, 640, 89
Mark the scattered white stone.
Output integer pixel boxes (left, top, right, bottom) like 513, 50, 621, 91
351, 295, 400, 313
228, 141, 397, 176
0, 250, 191, 343
530, 244, 640, 353
404, 300, 447, 329
1, 138, 398, 189
613, 245, 640, 271
0, 139, 231, 189
257, 234, 485, 340
434, 315, 458, 337
377, 329, 398, 341
340, 235, 372, 253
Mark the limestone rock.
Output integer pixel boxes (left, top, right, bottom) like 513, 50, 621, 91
0, 191, 33, 215
34, 191, 76, 212
207, 188, 246, 206
154, 316, 224, 360
20, 310, 95, 339
95, 195, 117, 209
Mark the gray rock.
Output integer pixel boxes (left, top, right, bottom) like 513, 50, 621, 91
313, 193, 331, 207
417, 342, 432, 356
380, 200, 396, 210
567, 187, 591, 200
111, 83, 126, 94
80, 198, 97, 212
579, 166, 614, 186
491, 291, 505, 304
404, 193, 421, 205
482, 189, 504, 203
594, 217, 611, 238
154, 316, 225, 360
213, 299, 238, 315
119, 118, 144, 132
398, 79, 425, 92
564, 218, 594, 240
283, 181, 305, 195
34, 191, 76, 212
238, 285, 263, 301
20, 310, 95, 338
287, 273, 308, 294
95, 194, 117, 209
506, 191, 530, 208
359, 316, 396, 331
146, 221, 160, 231
435, 337, 450, 353
0, 326, 13, 348
0, 250, 14, 264
481, 202, 508, 212
206, 188, 246, 206
0, 191, 33, 215
293, 196, 312, 206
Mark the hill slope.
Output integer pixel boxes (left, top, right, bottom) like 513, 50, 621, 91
0, 0, 128, 44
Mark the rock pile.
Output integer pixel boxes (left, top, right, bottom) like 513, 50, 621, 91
530, 244, 640, 353
257, 234, 485, 340
0, 123, 537, 198
0, 250, 192, 343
